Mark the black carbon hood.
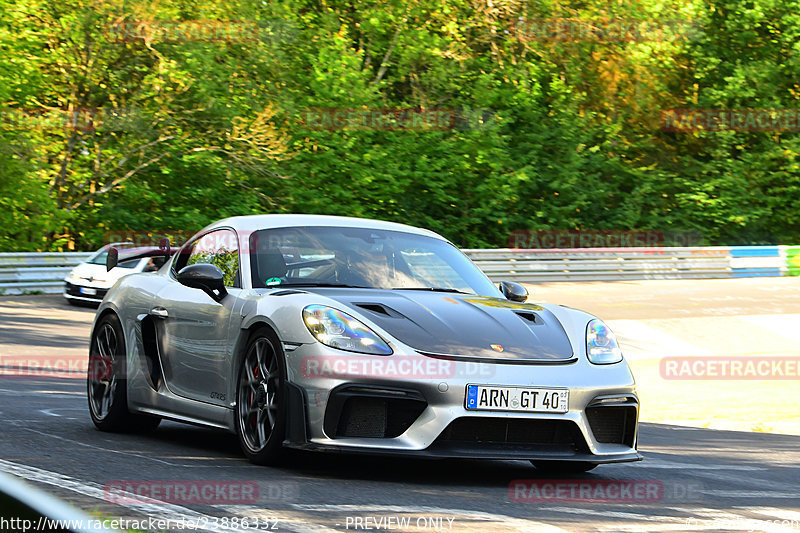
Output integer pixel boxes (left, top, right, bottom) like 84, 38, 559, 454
312, 289, 575, 363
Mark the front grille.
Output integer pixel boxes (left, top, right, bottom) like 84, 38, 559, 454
336, 398, 388, 438
586, 405, 637, 446
65, 282, 106, 299
432, 417, 588, 453
325, 387, 427, 439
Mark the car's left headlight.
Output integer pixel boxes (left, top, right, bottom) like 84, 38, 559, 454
302, 305, 392, 355
586, 319, 623, 364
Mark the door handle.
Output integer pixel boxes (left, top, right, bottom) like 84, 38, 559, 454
150, 307, 169, 318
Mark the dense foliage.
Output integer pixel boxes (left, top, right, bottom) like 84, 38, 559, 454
1, 0, 799, 250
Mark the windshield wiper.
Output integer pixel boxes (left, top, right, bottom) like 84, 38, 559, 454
391, 287, 471, 294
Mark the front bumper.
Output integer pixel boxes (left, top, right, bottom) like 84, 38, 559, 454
283, 343, 641, 463
64, 281, 109, 302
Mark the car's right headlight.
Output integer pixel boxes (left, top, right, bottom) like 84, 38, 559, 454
586, 319, 623, 364
302, 305, 392, 355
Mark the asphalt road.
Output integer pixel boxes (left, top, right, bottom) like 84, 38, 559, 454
1, 288, 799, 532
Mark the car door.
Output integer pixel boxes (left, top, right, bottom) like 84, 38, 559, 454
154, 228, 242, 407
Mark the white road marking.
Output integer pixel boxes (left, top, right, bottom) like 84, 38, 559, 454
538, 506, 689, 523
703, 491, 800, 499
220, 506, 343, 533
289, 504, 568, 532
667, 506, 762, 520
547, 505, 800, 533
665, 467, 800, 493
649, 425, 708, 431
9, 424, 179, 467
738, 507, 800, 521
606, 319, 713, 361
635, 459, 765, 471
0, 388, 77, 398
39, 408, 86, 417
8, 424, 252, 469
34, 389, 85, 396
0, 459, 266, 533
595, 521, 798, 532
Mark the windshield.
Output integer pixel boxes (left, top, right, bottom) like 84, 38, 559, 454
249, 226, 501, 296
87, 244, 138, 269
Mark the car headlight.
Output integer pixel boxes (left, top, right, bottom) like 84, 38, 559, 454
586, 319, 623, 364
302, 305, 392, 355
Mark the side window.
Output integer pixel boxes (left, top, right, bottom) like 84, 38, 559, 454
176, 229, 240, 288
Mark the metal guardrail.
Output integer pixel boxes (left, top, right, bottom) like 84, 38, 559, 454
0, 246, 797, 295
462, 247, 734, 282
462, 245, 798, 282
0, 253, 91, 295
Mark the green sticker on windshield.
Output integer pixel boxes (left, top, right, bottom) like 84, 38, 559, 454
266, 277, 282, 286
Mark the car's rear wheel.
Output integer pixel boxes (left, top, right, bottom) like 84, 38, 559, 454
235, 328, 287, 465
87, 313, 161, 432
531, 460, 597, 473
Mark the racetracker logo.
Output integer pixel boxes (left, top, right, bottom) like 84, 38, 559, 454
104, 481, 259, 505
0, 108, 102, 132
509, 479, 664, 503
299, 107, 496, 131
104, 230, 198, 248
511, 18, 699, 42
662, 109, 800, 132
0, 355, 89, 379
107, 20, 262, 43
300, 356, 494, 379
0, 107, 147, 133
660, 356, 800, 380
508, 229, 704, 248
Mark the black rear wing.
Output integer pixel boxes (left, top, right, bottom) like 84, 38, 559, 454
106, 238, 180, 271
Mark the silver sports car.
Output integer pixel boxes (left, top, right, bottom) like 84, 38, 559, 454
87, 215, 640, 472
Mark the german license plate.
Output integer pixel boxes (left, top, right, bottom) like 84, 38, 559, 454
465, 385, 568, 413
79, 287, 97, 296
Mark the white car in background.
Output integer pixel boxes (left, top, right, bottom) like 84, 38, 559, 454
64, 243, 164, 305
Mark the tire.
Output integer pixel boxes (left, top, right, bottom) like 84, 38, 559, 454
235, 328, 288, 465
531, 461, 597, 473
87, 313, 161, 433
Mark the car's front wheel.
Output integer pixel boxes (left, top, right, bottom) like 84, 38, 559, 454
87, 313, 160, 432
235, 328, 287, 465
531, 460, 597, 473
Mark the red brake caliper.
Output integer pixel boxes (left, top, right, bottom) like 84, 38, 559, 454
251, 363, 259, 425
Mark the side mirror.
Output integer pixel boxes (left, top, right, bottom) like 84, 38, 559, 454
159, 237, 171, 263
177, 263, 228, 302
499, 281, 528, 303
106, 247, 118, 271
